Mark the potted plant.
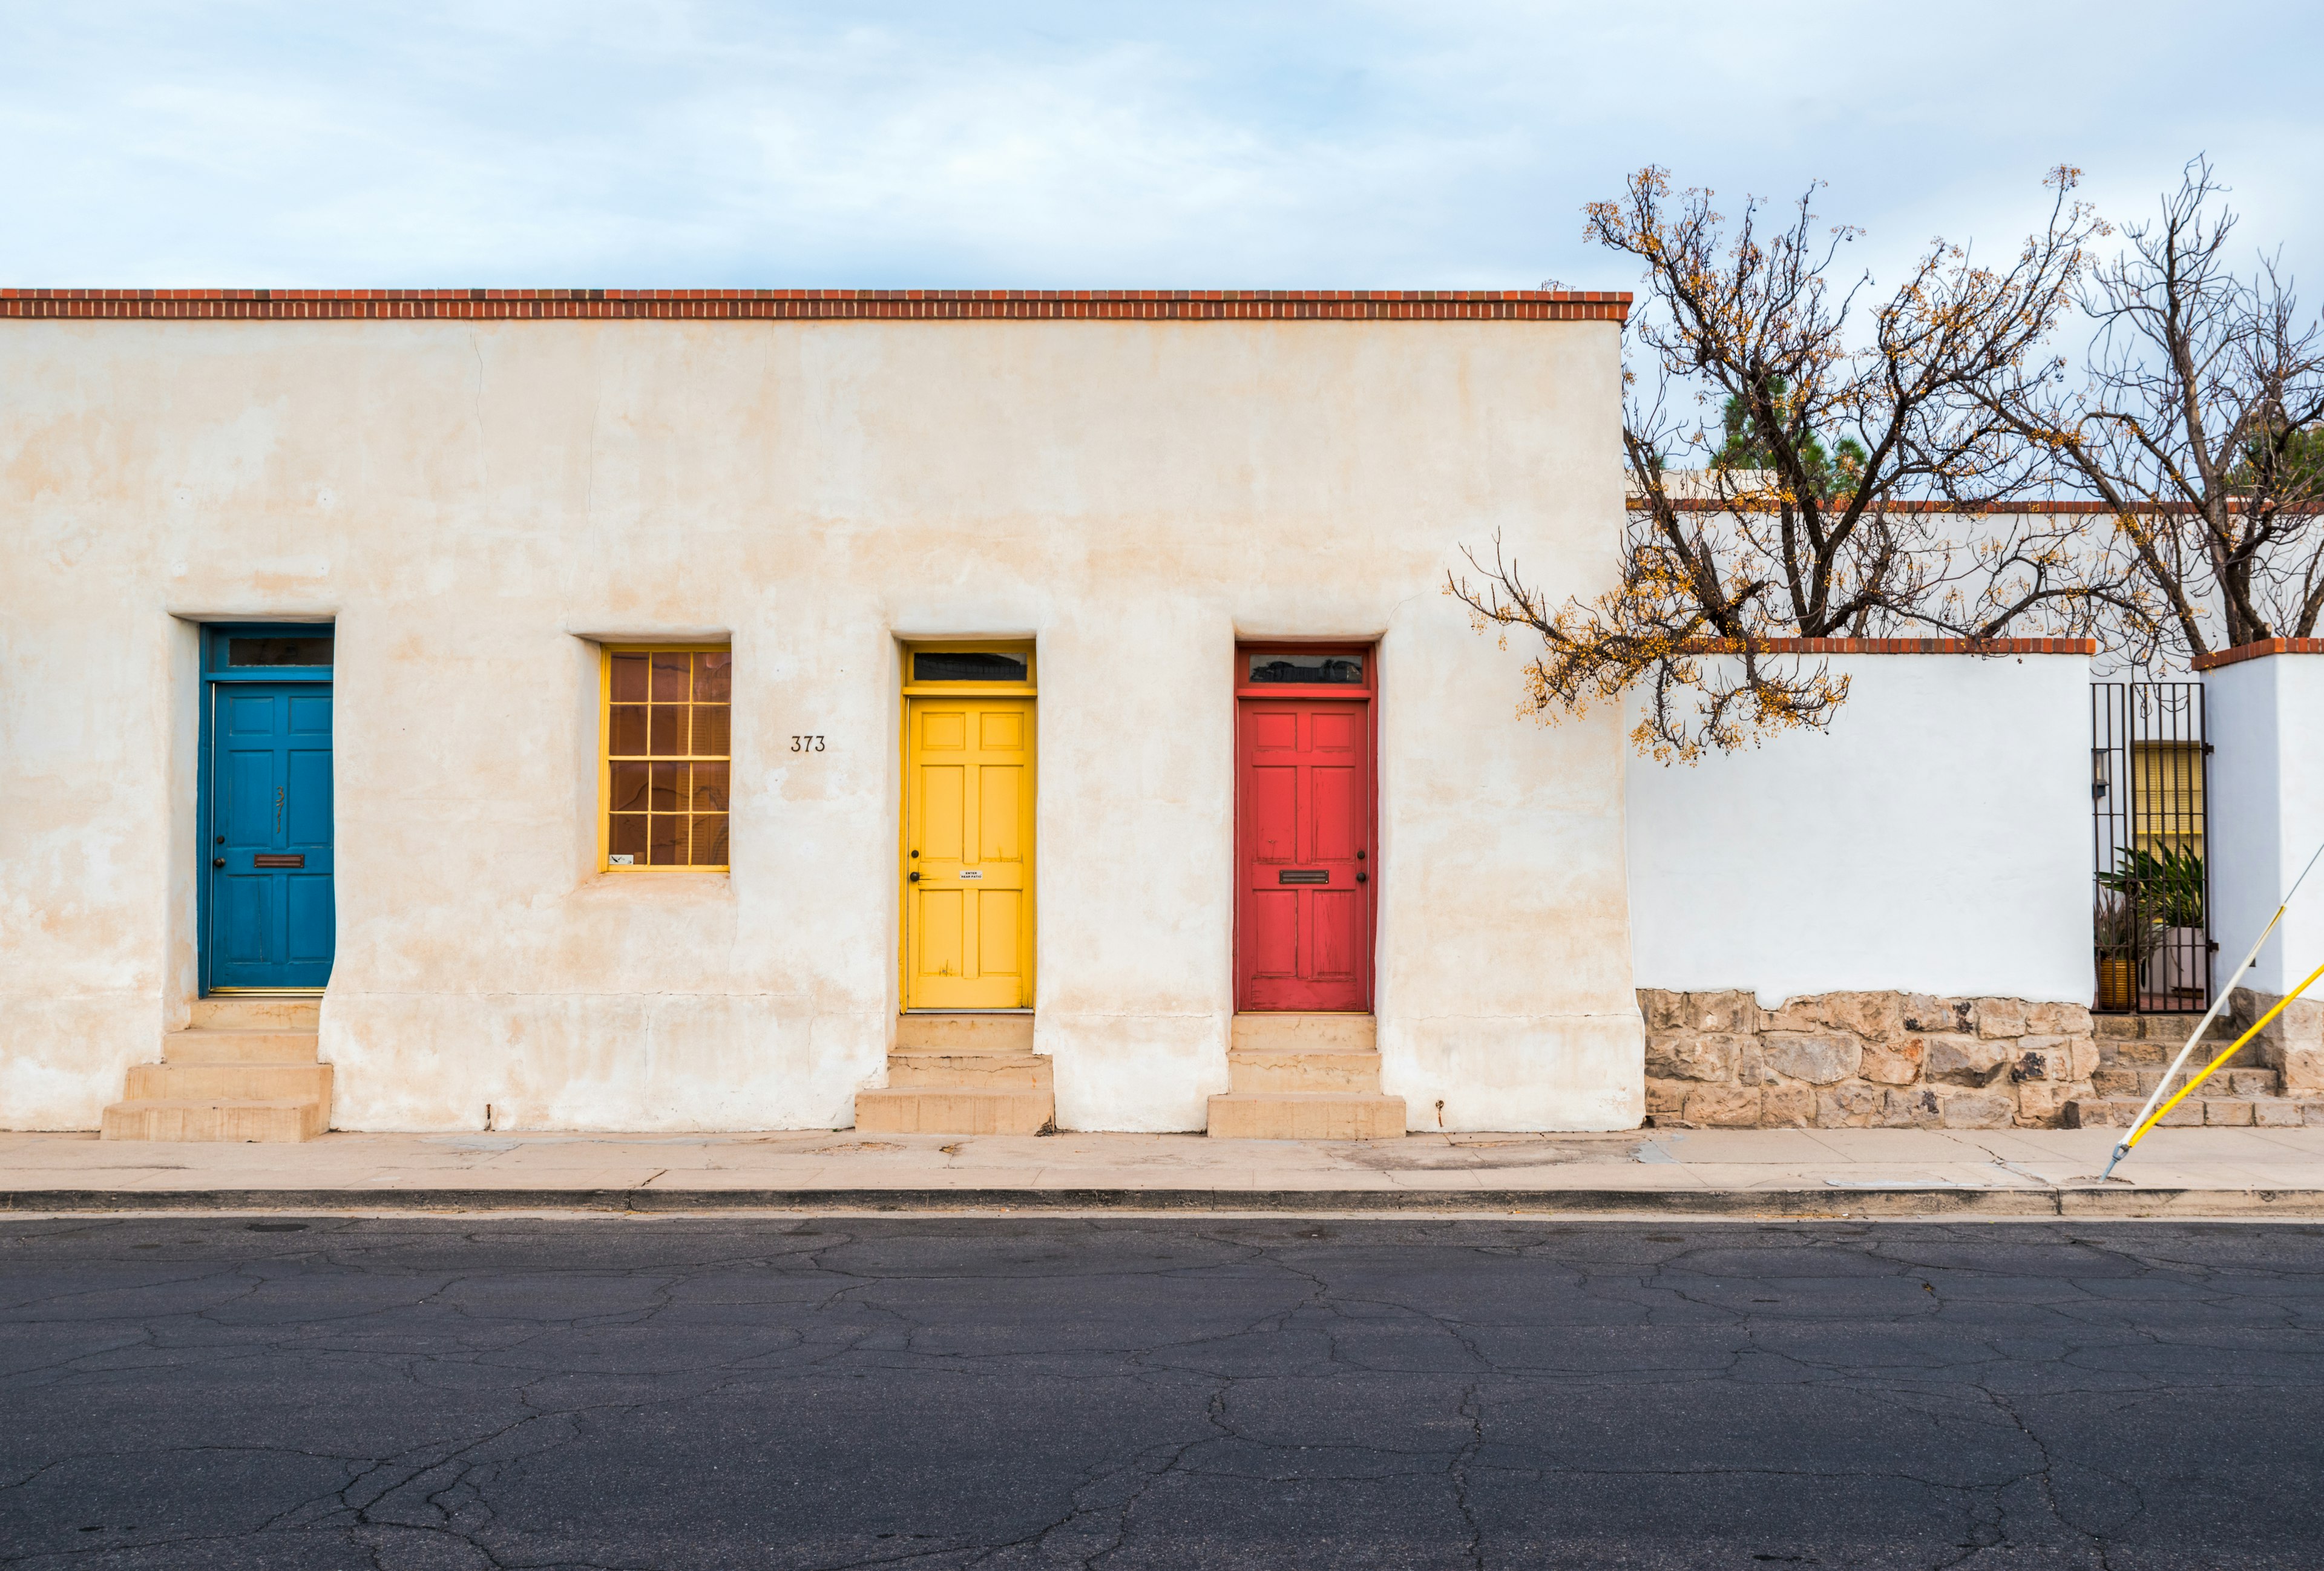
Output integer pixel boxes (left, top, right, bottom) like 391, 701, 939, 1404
2098, 846, 2207, 999
2093, 893, 2162, 1011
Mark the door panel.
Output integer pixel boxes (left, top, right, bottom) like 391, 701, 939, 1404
205, 681, 335, 989
1236, 695, 1372, 1011
905, 697, 1034, 1009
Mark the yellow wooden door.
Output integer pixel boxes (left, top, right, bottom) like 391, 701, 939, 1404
904, 697, 1034, 1008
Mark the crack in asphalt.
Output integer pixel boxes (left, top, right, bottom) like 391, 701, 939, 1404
2, 1219, 2322, 1569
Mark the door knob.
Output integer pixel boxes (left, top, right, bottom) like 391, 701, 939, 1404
212, 858, 226, 868
1356, 871, 1368, 884
908, 871, 921, 882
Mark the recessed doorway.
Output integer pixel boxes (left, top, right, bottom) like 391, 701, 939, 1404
1235, 644, 1374, 1011
900, 643, 1036, 1010
199, 624, 335, 992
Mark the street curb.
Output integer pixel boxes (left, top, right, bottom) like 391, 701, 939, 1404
8, 1186, 2324, 1216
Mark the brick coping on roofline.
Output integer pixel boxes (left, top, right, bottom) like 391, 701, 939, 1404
1632, 496, 2304, 517
2191, 638, 2324, 672
0, 288, 1630, 324
1682, 637, 2096, 656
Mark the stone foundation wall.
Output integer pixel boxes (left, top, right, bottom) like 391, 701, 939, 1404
1639, 989, 2098, 1129
2226, 986, 2324, 1092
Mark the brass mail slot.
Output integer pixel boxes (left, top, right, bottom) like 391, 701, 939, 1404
1277, 869, 1328, 885
252, 853, 305, 868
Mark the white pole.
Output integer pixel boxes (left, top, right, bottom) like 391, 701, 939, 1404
2101, 839, 2324, 1181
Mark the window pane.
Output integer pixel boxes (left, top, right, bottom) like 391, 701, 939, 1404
1247, 653, 1364, 685
606, 647, 730, 873
609, 815, 648, 861
914, 651, 1027, 682
610, 652, 649, 703
695, 652, 733, 702
227, 635, 334, 667
609, 761, 650, 813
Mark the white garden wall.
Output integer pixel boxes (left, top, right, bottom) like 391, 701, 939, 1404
2202, 647, 2324, 995
1627, 646, 2093, 1005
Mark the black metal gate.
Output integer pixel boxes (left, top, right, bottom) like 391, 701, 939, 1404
2090, 683, 2214, 1013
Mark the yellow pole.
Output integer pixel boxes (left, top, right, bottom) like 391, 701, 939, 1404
2114, 959, 2324, 1155
2099, 838, 2324, 1181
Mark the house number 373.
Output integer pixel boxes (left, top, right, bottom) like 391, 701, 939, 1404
790, 735, 826, 752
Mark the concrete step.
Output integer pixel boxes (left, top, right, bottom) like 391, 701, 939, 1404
2063, 1096, 2319, 1130
125, 1061, 333, 1103
163, 1029, 320, 1064
100, 1098, 326, 1142
856, 1087, 1051, 1135
1231, 1013, 1376, 1053
893, 1013, 1036, 1053
2090, 1066, 2280, 1098
1207, 1092, 1406, 1141
1227, 1049, 1384, 1094
885, 1052, 1053, 1091
191, 997, 321, 1031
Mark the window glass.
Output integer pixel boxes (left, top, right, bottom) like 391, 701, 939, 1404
914, 651, 1028, 683
228, 635, 334, 667
1247, 653, 1364, 686
606, 648, 730, 869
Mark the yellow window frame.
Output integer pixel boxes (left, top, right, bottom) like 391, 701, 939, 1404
599, 642, 733, 873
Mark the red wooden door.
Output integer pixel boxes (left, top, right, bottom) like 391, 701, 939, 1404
1236, 694, 1373, 1011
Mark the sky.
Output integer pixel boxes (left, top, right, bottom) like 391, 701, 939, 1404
1, 0, 2317, 297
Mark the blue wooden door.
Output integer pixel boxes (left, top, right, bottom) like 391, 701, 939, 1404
206, 684, 335, 988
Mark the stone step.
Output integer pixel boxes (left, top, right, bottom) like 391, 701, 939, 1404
1232, 1013, 1376, 1053
2090, 1066, 2280, 1098
162, 1029, 320, 1065
2063, 1097, 2319, 1130
125, 1062, 334, 1103
190, 997, 321, 1031
893, 1013, 1036, 1053
100, 1098, 326, 1142
1227, 1049, 1384, 1094
1207, 1092, 1406, 1141
885, 1052, 1053, 1091
855, 1087, 1051, 1135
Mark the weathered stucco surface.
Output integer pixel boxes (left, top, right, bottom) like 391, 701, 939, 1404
0, 316, 1643, 1132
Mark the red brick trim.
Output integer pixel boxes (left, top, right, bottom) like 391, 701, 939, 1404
1680, 637, 2096, 656
2191, 638, 2324, 672
1633, 496, 2311, 517
0, 288, 1630, 324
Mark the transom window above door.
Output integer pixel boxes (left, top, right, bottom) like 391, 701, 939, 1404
901, 642, 1036, 692
1246, 651, 1365, 686
602, 646, 730, 870
914, 651, 1026, 683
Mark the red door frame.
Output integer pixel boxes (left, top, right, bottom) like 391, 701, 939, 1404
1233, 643, 1378, 1012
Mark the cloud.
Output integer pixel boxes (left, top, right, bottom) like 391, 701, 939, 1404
0, 0, 2315, 291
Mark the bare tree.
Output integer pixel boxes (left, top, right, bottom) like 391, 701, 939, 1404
1452, 166, 2145, 759
1999, 159, 2324, 659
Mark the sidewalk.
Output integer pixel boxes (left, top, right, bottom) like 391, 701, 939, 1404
9, 1124, 2324, 1216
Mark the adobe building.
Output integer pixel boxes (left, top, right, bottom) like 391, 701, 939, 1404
0, 287, 1647, 1140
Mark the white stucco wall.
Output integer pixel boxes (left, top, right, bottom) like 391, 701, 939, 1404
2204, 654, 2324, 995
1626, 651, 2093, 1004
0, 313, 1644, 1133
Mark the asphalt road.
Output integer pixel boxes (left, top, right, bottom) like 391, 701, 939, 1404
4, 1216, 2322, 1569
